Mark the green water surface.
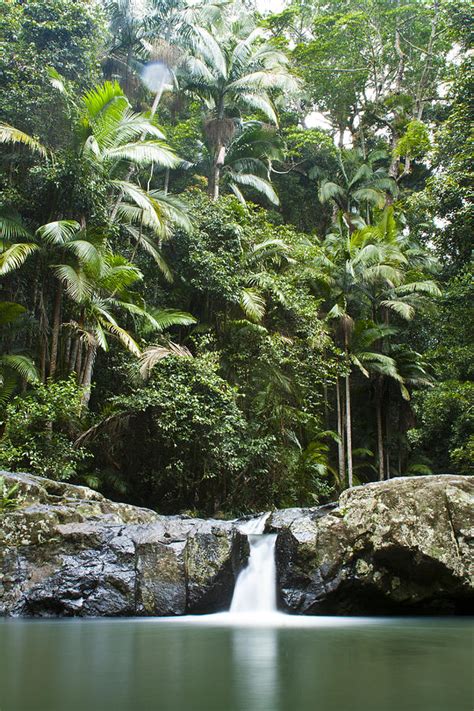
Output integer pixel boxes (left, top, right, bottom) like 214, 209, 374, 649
0, 616, 472, 711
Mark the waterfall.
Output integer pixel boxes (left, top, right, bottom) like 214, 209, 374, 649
230, 514, 277, 614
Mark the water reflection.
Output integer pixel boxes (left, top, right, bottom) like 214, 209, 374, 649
0, 617, 472, 711
232, 626, 279, 711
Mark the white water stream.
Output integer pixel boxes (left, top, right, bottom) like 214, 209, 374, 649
230, 513, 277, 614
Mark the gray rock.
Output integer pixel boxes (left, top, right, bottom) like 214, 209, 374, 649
0, 471, 246, 617
275, 476, 474, 615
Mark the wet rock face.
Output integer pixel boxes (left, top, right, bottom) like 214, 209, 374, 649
1, 472, 472, 617
270, 476, 474, 615
0, 471, 247, 617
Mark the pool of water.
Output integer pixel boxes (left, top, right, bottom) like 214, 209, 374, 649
0, 615, 472, 711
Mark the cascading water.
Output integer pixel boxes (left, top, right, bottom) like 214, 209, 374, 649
172, 512, 291, 625
230, 513, 277, 614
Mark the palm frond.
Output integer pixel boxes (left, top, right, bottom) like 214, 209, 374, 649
396, 280, 441, 297
36, 220, 81, 245
143, 308, 197, 331
229, 172, 279, 204
139, 342, 192, 379
0, 354, 39, 383
0, 243, 38, 275
380, 299, 415, 320
318, 180, 345, 203
352, 187, 385, 208
101, 321, 140, 356
52, 265, 93, 302
82, 81, 127, 120
0, 124, 47, 157
105, 141, 179, 168
0, 214, 32, 240
240, 287, 266, 322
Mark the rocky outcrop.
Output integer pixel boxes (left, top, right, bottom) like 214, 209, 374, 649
270, 476, 474, 615
1, 472, 472, 617
0, 471, 247, 617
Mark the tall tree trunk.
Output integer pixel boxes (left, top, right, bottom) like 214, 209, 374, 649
39, 339, 47, 383
376, 383, 385, 481
68, 337, 79, 374
81, 345, 97, 406
345, 373, 353, 487
64, 333, 71, 371
385, 389, 391, 479
209, 144, 225, 201
125, 47, 132, 95
75, 343, 83, 383
335, 377, 345, 487
38, 290, 49, 382
49, 283, 62, 379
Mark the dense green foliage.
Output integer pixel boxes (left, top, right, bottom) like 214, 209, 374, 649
0, 377, 90, 480
0, 0, 472, 514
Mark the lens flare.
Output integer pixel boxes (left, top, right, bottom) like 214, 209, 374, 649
141, 62, 171, 92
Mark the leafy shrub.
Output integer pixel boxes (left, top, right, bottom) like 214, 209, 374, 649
91, 356, 249, 514
0, 377, 91, 481
409, 381, 474, 474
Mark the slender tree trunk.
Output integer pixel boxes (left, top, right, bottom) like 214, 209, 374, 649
38, 290, 49, 382
150, 81, 165, 118
69, 337, 79, 374
49, 283, 62, 379
338, 125, 345, 148
385, 389, 391, 479
376, 386, 385, 481
209, 144, 225, 201
75, 343, 83, 383
125, 47, 132, 95
323, 383, 328, 428
39, 340, 47, 383
345, 373, 353, 488
164, 167, 170, 195
335, 377, 345, 487
397, 403, 404, 476
81, 345, 97, 406
64, 333, 71, 370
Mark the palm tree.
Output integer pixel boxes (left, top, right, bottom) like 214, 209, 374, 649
0, 213, 195, 395
179, 17, 297, 199
190, 121, 284, 205
0, 302, 38, 406
105, 0, 225, 108
315, 149, 398, 230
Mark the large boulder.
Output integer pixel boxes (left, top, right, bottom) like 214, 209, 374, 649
270, 476, 474, 615
0, 472, 247, 617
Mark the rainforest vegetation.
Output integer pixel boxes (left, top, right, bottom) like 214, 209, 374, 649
0, 0, 472, 515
